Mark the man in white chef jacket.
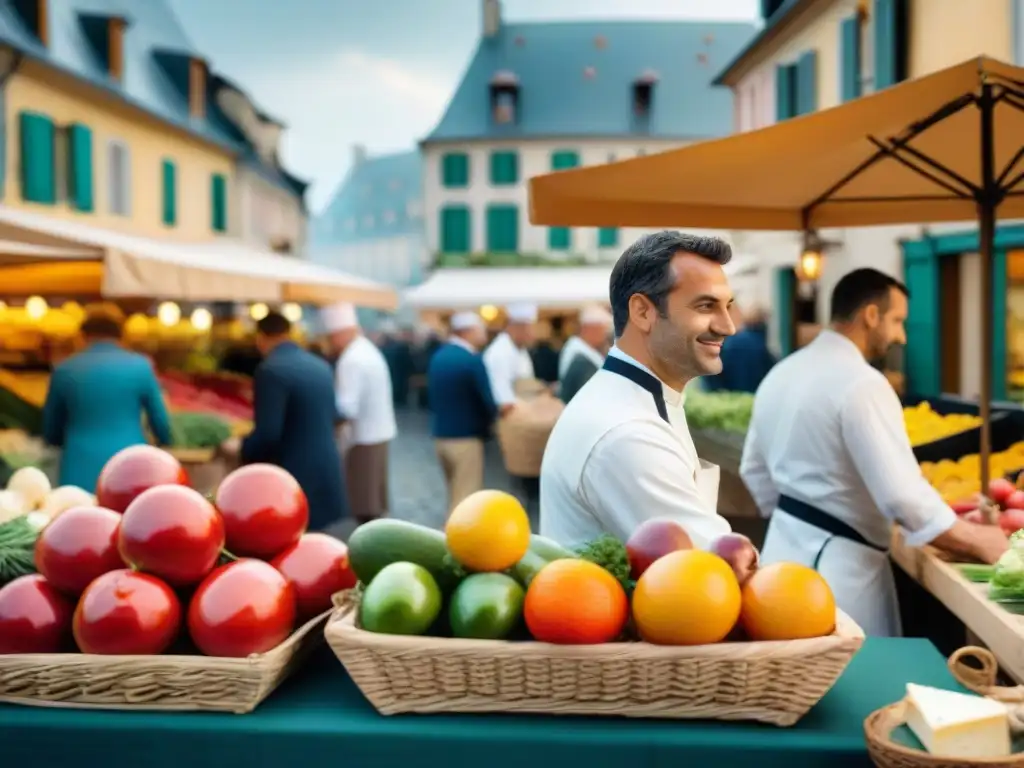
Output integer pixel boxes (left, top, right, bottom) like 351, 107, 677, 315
483, 303, 537, 413
741, 268, 1009, 637
321, 303, 397, 525
540, 231, 737, 549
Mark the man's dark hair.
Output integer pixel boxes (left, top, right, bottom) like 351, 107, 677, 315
829, 268, 909, 322
256, 311, 292, 337
609, 231, 732, 337
79, 313, 122, 340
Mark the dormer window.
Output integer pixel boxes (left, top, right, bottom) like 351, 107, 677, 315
489, 70, 519, 125
79, 14, 127, 82
108, 18, 126, 81
633, 70, 659, 117
189, 58, 207, 119
13, 0, 48, 46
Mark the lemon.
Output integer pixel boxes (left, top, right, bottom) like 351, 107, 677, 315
446, 490, 531, 573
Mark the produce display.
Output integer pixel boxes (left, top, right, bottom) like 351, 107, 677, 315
0, 448, 355, 657
159, 371, 253, 422
684, 390, 754, 433
0, 429, 54, 477
921, 442, 1024, 506
903, 401, 982, 447
347, 489, 836, 646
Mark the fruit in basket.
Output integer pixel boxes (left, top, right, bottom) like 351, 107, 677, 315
0, 574, 74, 653
739, 562, 836, 641
270, 533, 357, 621
708, 533, 760, 586
118, 486, 225, 587
96, 445, 189, 514
625, 519, 693, 580
359, 561, 442, 636
449, 572, 525, 640
73, 569, 182, 655
524, 559, 628, 644
950, 498, 981, 515
445, 490, 530, 573
1006, 491, 1024, 511
5, 466, 50, 510
35, 506, 124, 595
347, 518, 457, 590
187, 559, 297, 657
989, 478, 1017, 507
214, 464, 308, 559
999, 508, 1024, 536
632, 550, 741, 645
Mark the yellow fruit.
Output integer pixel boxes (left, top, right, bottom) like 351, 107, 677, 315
445, 490, 530, 572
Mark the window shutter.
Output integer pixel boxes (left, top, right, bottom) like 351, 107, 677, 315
162, 159, 176, 226
873, 0, 906, 89
774, 64, 794, 121
548, 227, 571, 250
440, 206, 470, 253
441, 153, 470, 187
840, 16, 862, 102
487, 204, 518, 252
489, 151, 518, 185
19, 111, 55, 204
66, 123, 93, 212
551, 150, 580, 170
774, 268, 795, 356
902, 243, 941, 397
598, 227, 619, 248
210, 173, 227, 232
795, 51, 818, 115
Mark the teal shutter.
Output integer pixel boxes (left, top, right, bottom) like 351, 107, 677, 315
774, 268, 795, 356
775, 64, 794, 121
874, 0, 906, 89
902, 242, 941, 397
598, 227, 619, 248
548, 227, 571, 250
487, 204, 518, 252
489, 151, 518, 185
440, 206, 470, 253
994, 248, 1008, 401
551, 150, 580, 170
795, 51, 818, 115
19, 112, 55, 204
840, 16, 862, 102
161, 159, 176, 226
66, 123, 94, 212
441, 153, 470, 187
210, 173, 227, 232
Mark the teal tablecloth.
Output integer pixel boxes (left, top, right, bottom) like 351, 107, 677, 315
1, 638, 961, 768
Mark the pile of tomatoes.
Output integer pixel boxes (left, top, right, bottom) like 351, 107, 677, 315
0, 445, 356, 657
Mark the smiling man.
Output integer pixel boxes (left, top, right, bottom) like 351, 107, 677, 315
540, 231, 737, 548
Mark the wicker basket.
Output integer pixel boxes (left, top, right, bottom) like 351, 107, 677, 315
325, 590, 864, 725
495, 394, 564, 478
865, 646, 1024, 768
0, 609, 330, 713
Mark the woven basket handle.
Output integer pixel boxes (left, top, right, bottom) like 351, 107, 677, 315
329, 588, 361, 621
948, 646, 1024, 703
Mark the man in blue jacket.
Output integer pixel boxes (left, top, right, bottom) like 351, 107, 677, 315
428, 312, 500, 512
704, 306, 777, 394
235, 311, 348, 530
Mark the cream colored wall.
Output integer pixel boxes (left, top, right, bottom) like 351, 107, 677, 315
907, 0, 1013, 78
4, 63, 235, 242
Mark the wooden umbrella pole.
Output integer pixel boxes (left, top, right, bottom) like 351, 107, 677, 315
978, 82, 997, 525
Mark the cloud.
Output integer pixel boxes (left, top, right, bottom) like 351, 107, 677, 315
334, 49, 452, 111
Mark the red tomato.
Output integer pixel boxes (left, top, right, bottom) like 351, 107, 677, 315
0, 574, 74, 653
214, 464, 308, 558
188, 559, 296, 657
96, 445, 189, 514
270, 533, 357, 620
119, 485, 225, 586
73, 569, 182, 655
1000, 508, 1024, 535
1006, 490, 1024, 511
35, 506, 124, 595
990, 478, 1017, 507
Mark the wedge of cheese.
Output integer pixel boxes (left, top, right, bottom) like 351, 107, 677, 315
905, 683, 1011, 759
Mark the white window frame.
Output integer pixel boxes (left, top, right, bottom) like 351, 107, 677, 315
107, 138, 131, 216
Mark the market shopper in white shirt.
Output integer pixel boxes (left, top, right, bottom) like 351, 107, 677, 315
321, 302, 397, 525
483, 303, 537, 412
741, 268, 1008, 637
540, 231, 737, 549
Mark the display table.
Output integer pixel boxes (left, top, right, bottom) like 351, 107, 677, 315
0, 638, 962, 768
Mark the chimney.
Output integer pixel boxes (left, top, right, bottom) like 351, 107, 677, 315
483, 0, 501, 39
352, 144, 367, 166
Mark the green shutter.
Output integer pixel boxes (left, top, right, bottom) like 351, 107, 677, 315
551, 150, 580, 170
442, 153, 469, 187
994, 248, 1008, 401
795, 51, 818, 115
902, 242, 941, 397
489, 151, 518, 185
775, 64, 794, 121
598, 227, 619, 248
440, 206, 470, 253
486, 204, 518, 252
66, 123, 93, 212
548, 227, 571, 250
874, 0, 906, 89
840, 16, 862, 102
774, 268, 795, 356
19, 112, 55, 204
210, 173, 227, 232
161, 159, 176, 226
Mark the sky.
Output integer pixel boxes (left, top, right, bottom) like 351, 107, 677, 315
167, 0, 762, 212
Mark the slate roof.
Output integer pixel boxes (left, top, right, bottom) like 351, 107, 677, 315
310, 150, 423, 246
423, 19, 758, 143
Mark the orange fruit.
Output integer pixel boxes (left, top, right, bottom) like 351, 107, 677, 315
632, 550, 741, 645
445, 490, 530, 572
740, 562, 836, 641
524, 559, 628, 644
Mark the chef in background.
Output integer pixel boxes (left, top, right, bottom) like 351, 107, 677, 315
740, 267, 1008, 637
558, 305, 613, 404
483, 303, 537, 412
321, 302, 397, 526
541, 231, 736, 548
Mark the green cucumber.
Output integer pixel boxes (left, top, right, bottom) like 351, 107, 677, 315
511, 536, 577, 587
528, 534, 575, 562
449, 573, 524, 640
347, 519, 458, 591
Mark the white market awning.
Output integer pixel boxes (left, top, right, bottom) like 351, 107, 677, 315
404, 266, 614, 310
0, 206, 398, 310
